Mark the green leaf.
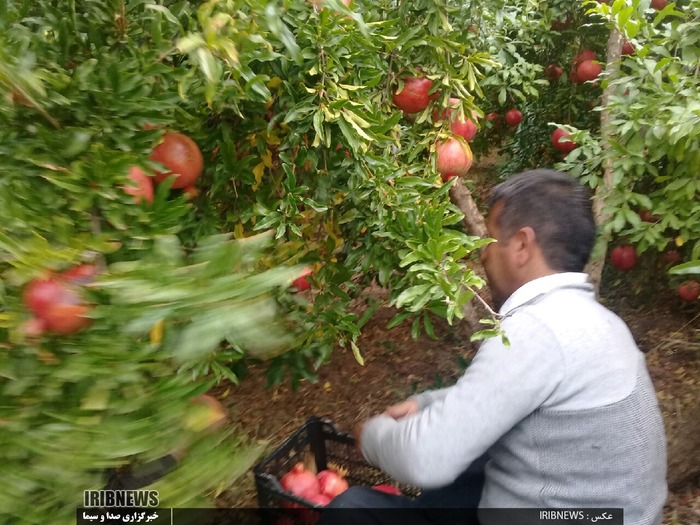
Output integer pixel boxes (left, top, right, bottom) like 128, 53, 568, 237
386, 311, 412, 329
411, 317, 421, 339
470, 329, 501, 343
668, 260, 700, 276
145, 4, 182, 29
265, 4, 300, 62
423, 314, 436, 340
341, 110, 373, 142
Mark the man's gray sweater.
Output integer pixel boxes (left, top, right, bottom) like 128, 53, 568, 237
360, 273, 667, 525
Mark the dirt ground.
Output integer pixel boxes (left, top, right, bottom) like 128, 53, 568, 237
217, 279, 699, 523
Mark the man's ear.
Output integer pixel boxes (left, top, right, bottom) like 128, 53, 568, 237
512, 226, 538, 266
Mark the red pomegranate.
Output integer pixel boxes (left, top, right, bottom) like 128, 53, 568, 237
436, 138, 473, 181
291, 267, 313, 292
151, 132, 204, 189
621, 41, 635, 56
551, 128, 578, 153
317, 470, 349, 498
23, 264, 97, 335
638, 209, 659, 223
610, 245, 637, 272
23, 279, 69, 317
662, 250, 682, 265
545, 64, 563, 81
577, 60, 602, 82
42, 303, 92, 334
61, 264, 99, 285
392, 77, 435, 114
23, 278, 92, 334
280, 463, 320, 499
372, 484, 402, 495
504, 109, 522, 127
651, 0, 667, 9
123, 166, 154, 205
434, 98, 478, 141
486, 112, 501, 127
569, 66, 581, 84
573, 50, 597, 66
678, 281, 699, 302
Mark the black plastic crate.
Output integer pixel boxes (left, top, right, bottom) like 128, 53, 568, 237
254, 416, 420, 515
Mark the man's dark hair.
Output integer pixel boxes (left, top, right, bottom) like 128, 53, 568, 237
488, 169, 596, 272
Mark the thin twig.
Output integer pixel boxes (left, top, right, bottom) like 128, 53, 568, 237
466, 285, 500, 318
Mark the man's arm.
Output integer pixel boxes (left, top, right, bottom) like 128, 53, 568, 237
408, 387, 452, 410
358, 312, 565, 489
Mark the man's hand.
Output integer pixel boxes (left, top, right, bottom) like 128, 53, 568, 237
383, 399, 420, 420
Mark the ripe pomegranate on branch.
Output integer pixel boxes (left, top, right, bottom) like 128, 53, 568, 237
610, 245, 637, 272
433, 98, 479, 142
123, 166, 154, 205
22, 265, 97, 336
504, 108, 522, 127
151, 131, 204, 189
392, 76, 437, 114
435, 137, 474, 182
677, 280, 699, 302
552, 128, 578, 153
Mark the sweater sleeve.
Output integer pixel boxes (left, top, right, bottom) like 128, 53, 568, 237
360, 312, 565, 489
409, 387, 451, 410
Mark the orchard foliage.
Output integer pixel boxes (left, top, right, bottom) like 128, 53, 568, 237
1, 0, 698, 522
469, 0, 699, 288
0, 0, 507, 521
560, 0, 700, 267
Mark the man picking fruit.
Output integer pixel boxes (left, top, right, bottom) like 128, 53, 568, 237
321, 170, 667, 525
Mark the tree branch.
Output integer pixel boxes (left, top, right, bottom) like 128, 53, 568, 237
448, 178, 493, 333
586, 28, 623, 294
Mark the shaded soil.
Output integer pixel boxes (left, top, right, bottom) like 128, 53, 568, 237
216, 283, 699, 524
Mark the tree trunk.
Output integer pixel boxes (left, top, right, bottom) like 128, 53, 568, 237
449, 179, 492, 334
585, 29, 623, 294
449, 180, 488, 239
